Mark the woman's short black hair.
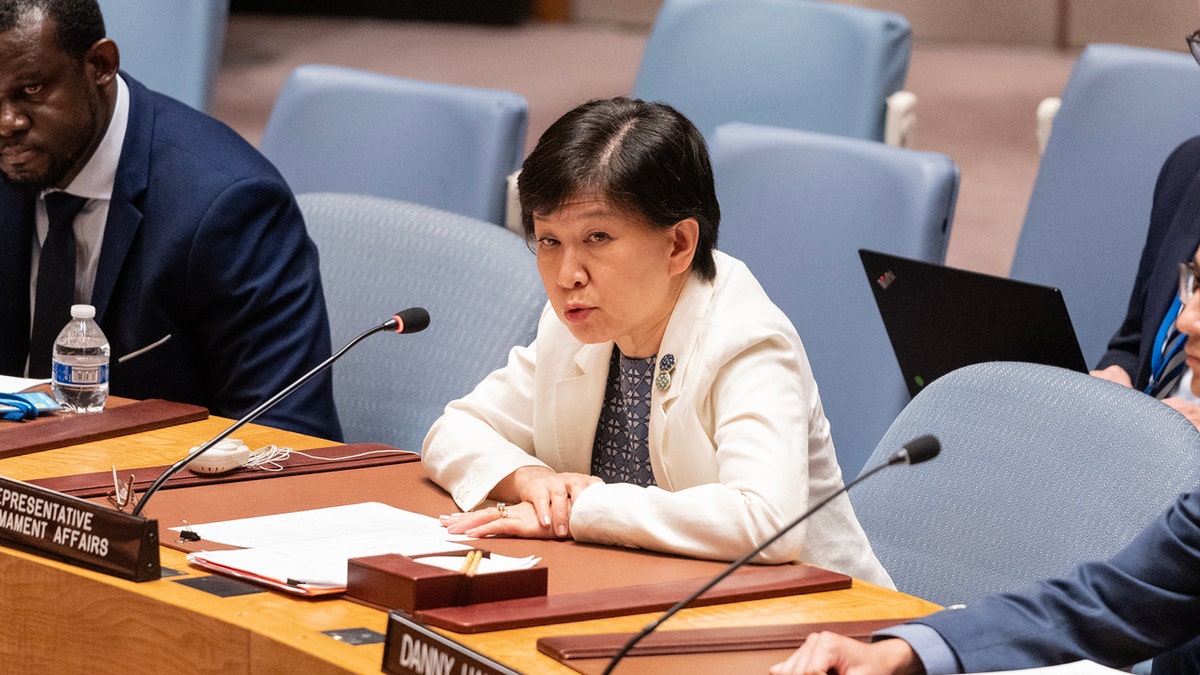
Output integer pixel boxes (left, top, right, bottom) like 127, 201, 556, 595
518, 97, 720, 282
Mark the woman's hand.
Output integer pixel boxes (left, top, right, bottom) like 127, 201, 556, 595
513, 468, 602, 537
440, 467, 601, 540
440, 501, 563, 539
490, 466, 601, 538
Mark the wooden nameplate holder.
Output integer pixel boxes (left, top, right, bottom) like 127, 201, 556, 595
30, 443, 416, 500
533, 618, 916, 674
537, 617, 916, 660
347, 551, 548, 614
0, 475, 159, 581
412, 563, 851, 633
384, 612, 522, 675
0, 398, 208, 459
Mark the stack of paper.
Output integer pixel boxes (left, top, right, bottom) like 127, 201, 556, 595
178, 502, 538, 596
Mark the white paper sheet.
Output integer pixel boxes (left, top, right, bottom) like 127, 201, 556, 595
174, 501, 463, 548
188, 532, 471, 588
0, 375, 49, 393
175, 502, 489, 591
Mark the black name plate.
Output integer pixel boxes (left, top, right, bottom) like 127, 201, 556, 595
0, 475, 159, 581
384, 611, 521, 675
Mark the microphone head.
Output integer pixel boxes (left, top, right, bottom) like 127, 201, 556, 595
897, 434, 940, 465
390, 307, 431, 334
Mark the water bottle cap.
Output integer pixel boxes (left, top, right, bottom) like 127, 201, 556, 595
69, 304, 96, 319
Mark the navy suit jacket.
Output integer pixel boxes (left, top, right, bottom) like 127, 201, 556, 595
1097, 135, 1200, 389
0, 75, 342, 441
914, 489, 1200, 674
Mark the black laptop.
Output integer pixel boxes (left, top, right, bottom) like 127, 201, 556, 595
859, 248, 1089, 398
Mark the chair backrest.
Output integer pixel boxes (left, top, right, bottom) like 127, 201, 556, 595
1010, 44, 1200, 366
631, 0, 910, 142
297, 193, 546, 450
851, 361, 1200, 607
265, 66, 528, 226
100, 0, 229, 112
711, 122, 958, 477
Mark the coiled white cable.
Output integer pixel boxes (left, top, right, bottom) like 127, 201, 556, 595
242, 445, 413, 472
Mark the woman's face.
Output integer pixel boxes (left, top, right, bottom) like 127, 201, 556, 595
532, 196, 696, 358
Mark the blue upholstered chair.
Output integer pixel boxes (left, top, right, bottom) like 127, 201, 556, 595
265, 66, 528, 226
851, 361, 1200, 607
632, 0, 915, 146
99, 0, 229, 112
297, 193, 545, 450
711, 122, 958, 477
1010, 44, 1200, 366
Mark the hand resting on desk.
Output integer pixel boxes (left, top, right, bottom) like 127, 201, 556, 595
441, 500, 565, 539
441, 466, 600, 539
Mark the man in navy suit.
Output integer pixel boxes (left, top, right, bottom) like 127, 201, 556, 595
0, 0, 341, 440
770, 487, 1200, 674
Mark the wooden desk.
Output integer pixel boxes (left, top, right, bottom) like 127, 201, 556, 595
0, 416, 939, 673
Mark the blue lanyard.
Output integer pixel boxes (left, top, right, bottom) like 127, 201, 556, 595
0, 393, 38, 421
1147, 295, 1186, 395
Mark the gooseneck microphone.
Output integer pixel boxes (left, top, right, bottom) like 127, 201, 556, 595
601, 434, 941, 674
131, 307, 430, 516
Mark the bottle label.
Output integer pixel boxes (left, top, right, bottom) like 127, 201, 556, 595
52, 362, 109, 386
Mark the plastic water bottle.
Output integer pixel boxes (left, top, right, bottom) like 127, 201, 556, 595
51, 304, 110, 414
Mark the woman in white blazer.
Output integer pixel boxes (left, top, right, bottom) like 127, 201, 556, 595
423, 98, 891, 587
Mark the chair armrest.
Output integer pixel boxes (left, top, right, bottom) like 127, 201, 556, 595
505, 170, 523, 235
1036, 96, 1062, 157
885, 90, 917, 148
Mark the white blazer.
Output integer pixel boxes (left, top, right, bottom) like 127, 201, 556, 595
422, 252, 892, 587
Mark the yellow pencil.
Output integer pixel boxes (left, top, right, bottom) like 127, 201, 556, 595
460, 549, 483, 577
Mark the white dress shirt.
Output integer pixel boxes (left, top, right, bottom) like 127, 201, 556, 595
29, 75, 129, 320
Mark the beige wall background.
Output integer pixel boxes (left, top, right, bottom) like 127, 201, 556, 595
572, 0, 1195, 52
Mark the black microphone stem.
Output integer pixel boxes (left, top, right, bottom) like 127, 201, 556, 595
131, 321, 394, 516
601, 438, 936, 674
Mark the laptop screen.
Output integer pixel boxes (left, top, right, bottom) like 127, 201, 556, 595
859, 248, 1088, 398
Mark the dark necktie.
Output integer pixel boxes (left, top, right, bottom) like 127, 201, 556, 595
28, 192, 89, 378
